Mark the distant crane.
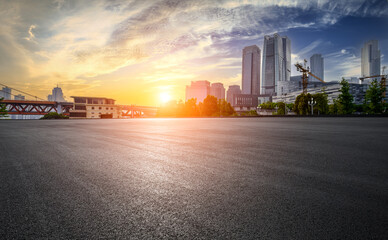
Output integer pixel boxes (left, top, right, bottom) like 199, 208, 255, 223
295, 59, 325, 94
359, 66, 387, 99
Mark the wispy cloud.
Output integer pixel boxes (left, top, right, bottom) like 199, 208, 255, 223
0, 0, 387, 104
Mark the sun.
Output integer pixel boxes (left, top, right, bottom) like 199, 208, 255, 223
160, 92, 171, 103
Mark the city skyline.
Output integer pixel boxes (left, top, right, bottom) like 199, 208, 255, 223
0, 0, 387, 105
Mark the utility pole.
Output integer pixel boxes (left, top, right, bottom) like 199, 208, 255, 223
308, 97, 316, 115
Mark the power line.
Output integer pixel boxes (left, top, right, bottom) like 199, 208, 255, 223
0, 89, 26, 99
0, 83, 45, 101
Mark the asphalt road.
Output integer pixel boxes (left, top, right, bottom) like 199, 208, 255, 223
0, 118, 387, 239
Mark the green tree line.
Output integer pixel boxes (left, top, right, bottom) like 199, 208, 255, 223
292, 78, 387, 115
157, 95, 236, 117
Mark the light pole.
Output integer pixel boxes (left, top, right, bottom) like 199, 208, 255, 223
308, 97, 316, 115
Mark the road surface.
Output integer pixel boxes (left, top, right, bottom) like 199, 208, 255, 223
0, 118, 387, 239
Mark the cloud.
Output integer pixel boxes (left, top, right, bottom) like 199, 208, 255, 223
325, 50, 361, 80
0, 0, 387, 104
24, 25, 37, 43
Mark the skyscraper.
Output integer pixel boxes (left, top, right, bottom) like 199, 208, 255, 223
242, 45, 261, 95
226, 85, 241, 106
361, 40, 381, 77
310, 54, 324, 82
48, 85, 66, 102
0, 87, 12, 100
210, 83, 225, 100
261, 34, 291, 96
282, 36, 291, 83
185, 80, 210, 103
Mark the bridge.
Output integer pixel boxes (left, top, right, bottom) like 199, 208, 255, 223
1, 100, 159, 118
0, 83, 159, 118
121, 105, 159, 118
2, 100, 73, 116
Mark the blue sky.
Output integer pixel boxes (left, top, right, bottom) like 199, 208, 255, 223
0, 0, 387, 104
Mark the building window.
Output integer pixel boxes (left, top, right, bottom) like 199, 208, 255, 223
69, 112, 86, 118
99, 107, 102, 110
106, 107, 109, 110
75, 105, 86, 110
111, 107, 113, 110
91, 107, 94, 110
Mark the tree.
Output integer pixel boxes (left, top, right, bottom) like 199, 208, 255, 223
293, 93, 311, 115
276, 102, 286, 115
337, 78, 354, 114
184, 98, 200, 117
217, 99, 235, 116
40, 112, 69, 119
312, 92, 329, 115
0, 97, 7, 118
329, 99, 340, 115
286, 103, 294, 113
259, 101, 276, 110
365, 79, 384, 114
202, 95, 218, 116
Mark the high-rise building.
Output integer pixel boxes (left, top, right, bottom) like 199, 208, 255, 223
226, 85, 241, 106
48, 85, 66, 102
242, 45, 261, 95
14, 94, 25, 100
361, 40, 380, 77
282, 36, 291, 83
210, 83, 225, 100
310, 54, 324, 82
0, 87, 12, 100
185, 80, 210, 103
261, 34, 291, 96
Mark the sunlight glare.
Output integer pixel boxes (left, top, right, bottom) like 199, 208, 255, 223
160, 92, 171, 103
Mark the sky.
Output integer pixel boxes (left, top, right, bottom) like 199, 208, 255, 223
0, 0, 387, 105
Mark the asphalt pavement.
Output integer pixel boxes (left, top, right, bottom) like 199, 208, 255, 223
0, 118, 387, 239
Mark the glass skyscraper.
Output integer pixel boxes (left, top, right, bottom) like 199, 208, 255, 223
242, 45, 261, 95
361, 40, 380, 77
261, 34, 291, 96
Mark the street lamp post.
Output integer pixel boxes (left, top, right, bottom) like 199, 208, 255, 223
308, 97, 316, 116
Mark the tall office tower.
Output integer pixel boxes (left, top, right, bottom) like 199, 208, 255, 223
48, 85, 66, 102
226, 85, 241, 106
282, 36, 291, 83
310, 54, 324, 82
210, 83, 225, 100
261, 34, 291, 95
242, 45, 261, 95
14, 94, 25, 100
361, 40, 381, 77
185, 80, 211, 103
0, 87, 12, 100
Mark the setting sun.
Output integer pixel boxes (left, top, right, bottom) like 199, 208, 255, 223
160, 92, 172, 103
